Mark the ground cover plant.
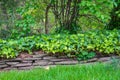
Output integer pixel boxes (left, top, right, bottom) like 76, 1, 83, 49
0, 0, 120, 80
0, 0, 119, 60
0, 63, 119, 80
0, 29, 120, 59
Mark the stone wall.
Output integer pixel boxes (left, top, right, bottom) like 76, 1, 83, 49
0, 53, 113, 70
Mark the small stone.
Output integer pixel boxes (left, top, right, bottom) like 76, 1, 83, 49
33, 60, 49, 66
79, 60, 87, 64
55, 60, 78, 65
58, 56, 68, 59
4, 58, 22, 62
87, 58, 98, 62
15, 58, 23, 61
6, 62, 19, 66
33, 54, 48, 58
0, 60, 4, 63
0, 62, 5, 65
4, 68, 17, 70
48, 62, 54, 65
33, 51, 45, 55
0, 64, 8, 69
22, 60, 33, 63
14, 63, 32, 67
50, 59, 66, 62
98, 57, 111, 62
18, 66, 33, 70
24, 58, 42, 61
43, 56, 56, 60
111, 56, 120, 59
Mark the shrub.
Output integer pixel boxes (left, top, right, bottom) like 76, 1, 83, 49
0, 29, 120, 59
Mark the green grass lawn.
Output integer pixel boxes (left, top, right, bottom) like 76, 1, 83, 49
0, 63, 120, 80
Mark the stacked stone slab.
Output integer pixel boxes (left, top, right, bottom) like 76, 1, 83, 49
0, 53, 114, 70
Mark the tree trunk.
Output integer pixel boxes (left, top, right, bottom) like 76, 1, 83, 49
51, 0, 81, 33
45, 4, 51, 34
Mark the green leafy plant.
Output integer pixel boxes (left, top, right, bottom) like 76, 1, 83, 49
76, 51, 95, 61
11, 2, 36, 39
0, 30, 120, 58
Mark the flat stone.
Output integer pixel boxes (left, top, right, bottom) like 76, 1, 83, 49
4, 58, 22, 62
33, 51, 45, 54
34, 65, 50, 68
58, 56, 68, 59
43, 56, 56, 60
55, 60, 78, 65
116, 56, 120, 59
22, 60, 33, 63
0, 64, 8, 69
50, 59, 67, 62
15, 58, 23, 61
6, 62, 20, 66
0, 60, 4, 63
79, 60, 88, 64
24, 58, 42, 61
4, 68, 17, 70
33, 60, 49, 66
18, 66, 33, 70
14, 63, 32, 67
0, 62, 5, 65
33, 54, 48, 58
98, 57, 111, 62
87, 58, 98, 62
48, 62, 54, 65
111, 56, 120, 59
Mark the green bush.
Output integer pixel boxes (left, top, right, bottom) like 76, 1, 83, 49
0, 29, 120, 58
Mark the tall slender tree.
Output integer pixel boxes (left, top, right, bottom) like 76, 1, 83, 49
45, 0, 81, 33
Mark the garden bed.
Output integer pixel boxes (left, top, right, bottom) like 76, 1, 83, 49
0, 30, 120, 70
0, 50, 119, 71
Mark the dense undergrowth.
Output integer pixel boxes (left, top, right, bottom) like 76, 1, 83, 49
0, 29, 120, 59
